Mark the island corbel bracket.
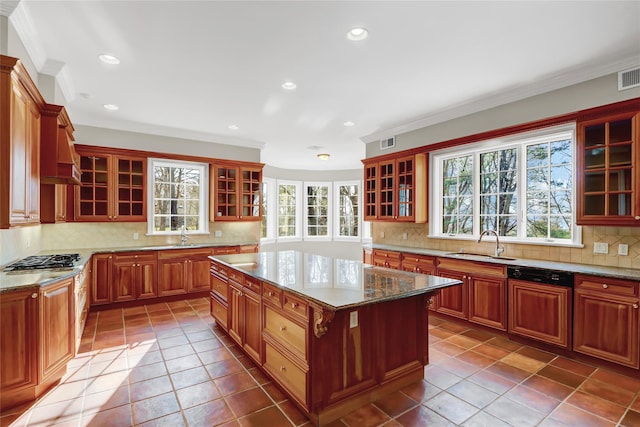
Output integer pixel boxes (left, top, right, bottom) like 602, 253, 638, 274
312, 305, 336, 338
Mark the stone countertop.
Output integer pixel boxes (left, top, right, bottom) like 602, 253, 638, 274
0, 242, 259, 293
210, 250, 461, 311
366, 244, 640, 281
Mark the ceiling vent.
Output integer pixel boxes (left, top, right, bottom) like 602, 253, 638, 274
618, 67, 640, 91
380, 136, 395, 150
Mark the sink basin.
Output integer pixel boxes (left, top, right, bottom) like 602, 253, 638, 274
444, 252, 516, 261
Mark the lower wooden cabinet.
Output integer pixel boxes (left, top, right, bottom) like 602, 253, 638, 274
508, 279, 571, 348
39, 278, 75, 380
573, 274, 639, 368
158, 248, 213, 296
371, 249, 401, 269
113, 252, 157, 301
227, 273, 262, 363
91, 253, 113, 305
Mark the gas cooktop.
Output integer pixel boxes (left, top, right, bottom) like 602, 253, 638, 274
4, 254, 81, 272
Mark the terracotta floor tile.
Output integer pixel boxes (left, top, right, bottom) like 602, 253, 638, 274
339, 403, 392, 427
182, 399, 235, 426
136, 411, 187, 427
205, 358, 245, 379
470, 343, 511, 360
278, 399, 309, 426
522, 374, 574, 401
424, 391, 479, 424
427, 348, 449, 364
549, 402, 616, 427
463, 411, 511, 427
128, 361, 167, 384
84, 370, 130, 394
460, 329, 494, 343
132, 392, 180, 425
394, 405, 456, 427
486, 336, 522, 352
153, 327, 182, 339
157, 334, 190, 349
264, 382, 289, 403
466, 369, 517, 395
620, 409, 640, 427
567, 390, 627, 423
170, 365, 211, 389
198, 347, 234, 365
373, 390, 418, 418
248, 366, 271, 385
591, 368, 640, 393
485, 361, 532, 383
127, 349, 163, 366
446, 379, 499, 408
424, 365, 463, 389
437, 356, 480, 378
455, 350, 496, 369
549, 356, 597, 377
214, 371, 259, 395
400, 379, 441, 403
446, 334, 481, 349
501, 352, 547, 373
537, 364, 587, 389
191, 337, 223, 353
82, 385, 130, 415
429, 327, 456, 340
579, 377, 636, 407
504, 384, 560, 415
485, 396, 546, 426
430, 340, 467, 356
164, 354, 203, 373
160, 343, 196, 360
176, 380, 222, 409
79, 403, 132, 427
130, 375, 173, 401
438, 321, 470, 334
225, 386, 273, 417
632, 395, 640, 412
27, 397, 84, 426
515, 346, 556, 363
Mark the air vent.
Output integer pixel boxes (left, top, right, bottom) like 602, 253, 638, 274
380, 136, 395, 150
618, 67, 640, 91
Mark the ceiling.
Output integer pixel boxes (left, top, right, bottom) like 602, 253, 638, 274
8, 1, 640, 170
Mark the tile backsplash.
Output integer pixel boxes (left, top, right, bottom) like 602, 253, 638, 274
372, 223, 640, 269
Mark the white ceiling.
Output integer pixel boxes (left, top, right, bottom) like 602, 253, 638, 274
10, 1, 640, 170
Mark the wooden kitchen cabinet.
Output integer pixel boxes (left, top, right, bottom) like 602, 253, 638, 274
210, 259, 230, 330
508, 279, 572, 348
573, 274, 639, 368
113, 252, 158, 302
39, 278, 75, 381
40, 184, 68, 223
158, 248, 213, 296
74, 262, 90, 351
1, 55, 43, 228
362, 153, 427, 222
401, 253, 436, 275
436, 257, 507, 330
211, 162, 263, 221
371, 249, 402, 269
91, 253, 113, 305
227, 272, 263, 363
576, 112, 640, 226
74, 146, 146, 222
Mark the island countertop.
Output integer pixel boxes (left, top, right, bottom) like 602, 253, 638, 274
210, 250, 461, 311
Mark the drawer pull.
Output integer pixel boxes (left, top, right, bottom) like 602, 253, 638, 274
31, 293, 38, 299
633, 304, 638, 309
280, 365, 286, 372
268, 291, 275, 297
291, 302, 298, 309
279, 325, 286, 331
602, 284, 608, 289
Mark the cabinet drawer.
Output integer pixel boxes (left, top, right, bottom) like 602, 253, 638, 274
244, 276, 262, 295
211, 274, 228, 301
575, 274, 639, 297
210, 294, 228, 330
228, 269, 243, 285
401, 253, 436, 274
265, 306, 306, 358
373, 250, 401, 261
210, 261, 229, 278
264, 342, 307, 406
283, 293, 308, 320
114, 252, 157, 263
437, 258, 506, 278
263, 283, 282, 307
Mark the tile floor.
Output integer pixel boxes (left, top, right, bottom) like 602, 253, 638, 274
1, 298, 639, 426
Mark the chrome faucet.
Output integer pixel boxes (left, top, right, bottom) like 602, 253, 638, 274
478, 229, 505, 257
180, 225, 188, 245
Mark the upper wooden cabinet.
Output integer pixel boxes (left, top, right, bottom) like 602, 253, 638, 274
1, 55, 43, 228
211, 163, 263, 221
363, 153, 427, 222
74, 146, 146, 222
576, 112, 640, 226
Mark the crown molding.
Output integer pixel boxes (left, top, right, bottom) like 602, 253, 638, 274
9, 2, 46, 70
361, 54, 640, 144
0, 0, 19, 17
42, 59, 75, 103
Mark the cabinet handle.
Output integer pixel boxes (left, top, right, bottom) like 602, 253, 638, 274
427, 298, 433, 306
31, 293, 38, 299
268, 291, 275, 297
280, 365, 286, 372
279, 326, 286, 331
633, 304, 638, 309
416, 267, 422, 273
602, 284, 608, 289
635, 216, 640, 220
291, 302, 298, 309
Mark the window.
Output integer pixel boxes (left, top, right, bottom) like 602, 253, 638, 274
432, 125, 579, 245
335, 181, 361, 240
304, 182, 331, 239
278, 181, 302, 239
261, 178, 276, 242
148, 159, 208, 235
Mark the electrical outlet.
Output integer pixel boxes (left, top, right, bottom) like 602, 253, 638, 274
618, 244, 629, 256
26, 238, 30, 248
380, 231, 385, 238
133, 232, 139, 240
214, 230, 222, 237
593, 242, 609, 254
349, 311, 358, 328
402, 232, 407, 240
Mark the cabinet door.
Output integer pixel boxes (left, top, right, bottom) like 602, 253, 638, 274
228, 281, 243, 346
39, 278, 74, 380
0, 289, 38, 393
138, 261, 158, 299
113, 261, 137, 302
91, 254, 113, 305
436, 270, 468, 319
468, 276, 507, 331
213, 166, 238, 220
378, 159, 396, 220
26, 98, 40, 223
158, 259, 187, 296
9, 83, 29, 225
240, 167, 262, 220
113, 156, 146, 221
243, 290, 262, 363
576, 112, 640, 225
508, 280, 571, 348
76, 154, 111, 221
574, 290, 639, 368
187, 258, 211, 293
363, 162, 378, 220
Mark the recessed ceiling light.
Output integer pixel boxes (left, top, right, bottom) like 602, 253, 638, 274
98, 54, 120, 65
103, 104, 119, 111
347, 27, 368, 41
317, 153, 330, 160
228, 124, 239, 130
281, 81, 297, 90
343, 121, 355, 127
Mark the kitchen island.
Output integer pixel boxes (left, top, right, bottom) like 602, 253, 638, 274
209, 250, 461, 426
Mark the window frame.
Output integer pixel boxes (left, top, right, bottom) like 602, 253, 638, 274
303, 181, 332, 241
146, 158, 209, 236
261, 177, 276, 244
430, 124, 582, 247
276, 180, 303, 241
334, 180, 362, 242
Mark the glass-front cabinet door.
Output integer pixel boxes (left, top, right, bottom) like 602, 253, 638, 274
577, 112, 640, 225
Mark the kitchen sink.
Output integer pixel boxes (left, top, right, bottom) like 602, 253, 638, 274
444, 252, 517, 261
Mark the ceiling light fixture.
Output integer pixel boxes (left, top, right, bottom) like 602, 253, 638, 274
228, 124, 239, 130
103, 104, 119, 111
347, 27, 368, 41
317, 153, 330, 160
343, 121, 355, 127
98, 54, 120, 65
281, 81, 297, 90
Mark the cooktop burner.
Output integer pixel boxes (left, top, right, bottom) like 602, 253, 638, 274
4, 254, 81, 272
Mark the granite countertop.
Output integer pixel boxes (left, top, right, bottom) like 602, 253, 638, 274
367, 244, 640, 281
0, 242, 258, 293
211, 250, 461, 311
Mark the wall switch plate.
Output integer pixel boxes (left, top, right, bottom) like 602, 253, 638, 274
402, 232, 407, 240
618, 244, 629, 256
593, 242, 609, 254
380, 231, 385, 238
349, 311, 358, 328
133, 232, 139, 240
214, 230, 222, 237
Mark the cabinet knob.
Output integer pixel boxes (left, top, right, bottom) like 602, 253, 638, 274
427, 298, 433, 306
31, 292, 38, 299
635, 216, 640, 220
280, 365, 286, 372
279, 326, 286, 331
633, 304, 638, 309
416, 267, 422, 273
268, 291, 275, 297
291, 302, 298, 309
602, 284, 608, 289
